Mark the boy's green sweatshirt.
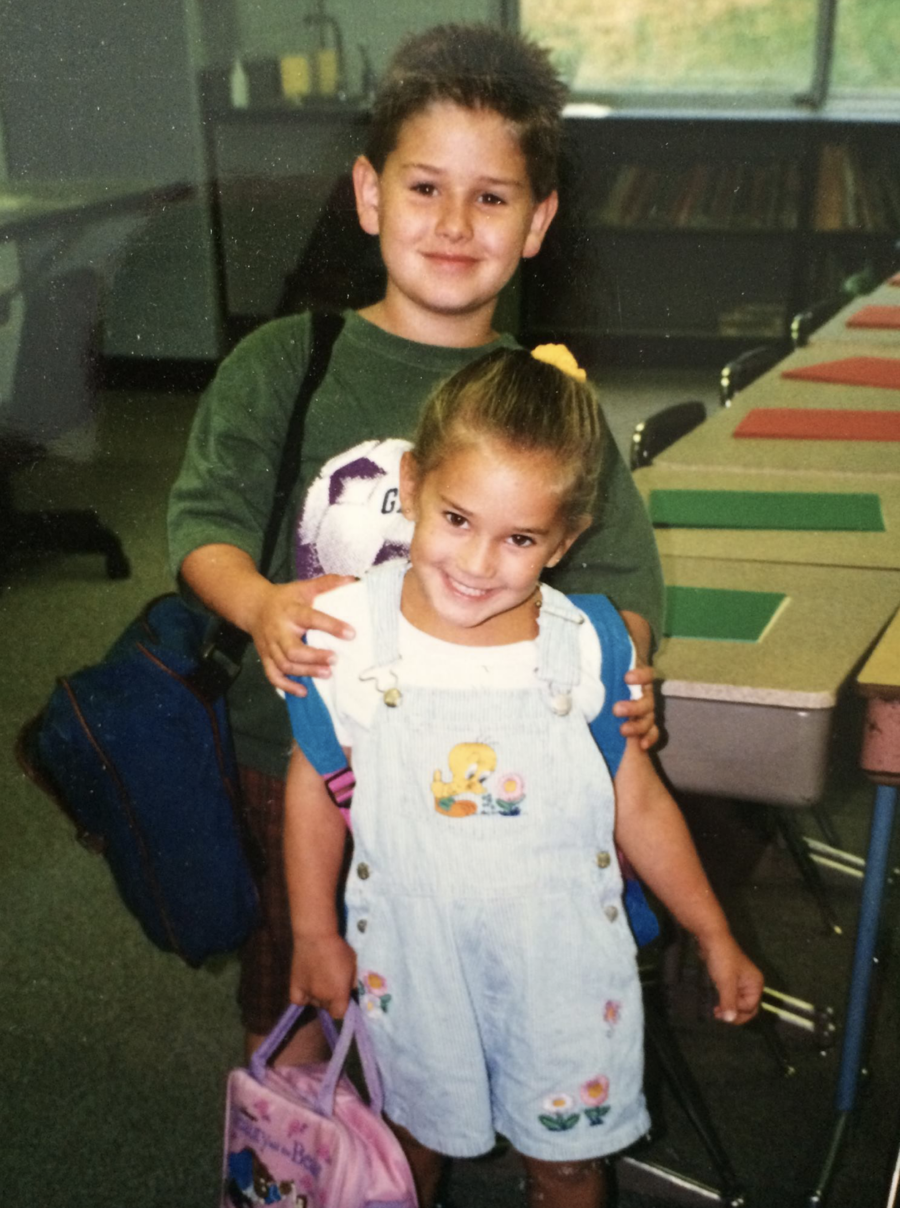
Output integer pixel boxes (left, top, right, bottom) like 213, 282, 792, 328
168, 310, 664, 777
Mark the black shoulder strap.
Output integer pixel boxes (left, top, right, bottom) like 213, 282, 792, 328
202, 311, 345, 682
259, 310, 345, 577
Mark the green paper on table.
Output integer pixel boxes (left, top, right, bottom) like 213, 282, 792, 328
664, 585, 787, 642
649, 489, 885, 532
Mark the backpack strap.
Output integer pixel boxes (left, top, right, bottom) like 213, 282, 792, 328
285, 676, 356, 826
198, 311, 346, 695
570, 593, 661, 948
568, 593, 632, 778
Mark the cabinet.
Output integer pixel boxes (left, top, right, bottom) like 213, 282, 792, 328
205, 105, 374, 344
521, 112, 900, 366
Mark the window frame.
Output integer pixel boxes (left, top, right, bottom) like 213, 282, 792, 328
506, 0, 899, 117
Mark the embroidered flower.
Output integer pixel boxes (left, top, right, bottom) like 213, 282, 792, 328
538, 1092, 580, 1132
496, 772, 525, 803
603, 1000, 621, 1028
361, 971, 388, 997
580, 1076, 609, 1107
580, 1075, 612, 1125
530, 344, 587, 382
493, 772, 525, 816
359, 971, 392, 1014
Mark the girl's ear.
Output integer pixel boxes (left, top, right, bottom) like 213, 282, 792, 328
545, 513, 592, 569
398, 450, 420, 520
352, 155, 381, 237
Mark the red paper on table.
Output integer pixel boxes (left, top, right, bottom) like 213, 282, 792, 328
781, 356, 900, 389
734, 407, 900, 441
846, 305, 900, 329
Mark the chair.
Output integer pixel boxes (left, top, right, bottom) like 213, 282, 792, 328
629, 401, 707, 471
790, 291, 852, 349
631, 946, 747, 1207
0, 268, 130, 580
791, 264, 879, 349
275, 172, 386, 318
718, 343, 786, 407
719, 267, 876, 405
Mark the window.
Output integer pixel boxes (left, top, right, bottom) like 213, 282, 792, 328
517, 0, 900, 108
831, 0, 900, 95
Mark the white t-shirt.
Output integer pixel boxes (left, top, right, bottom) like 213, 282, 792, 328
307, 574, 638, 750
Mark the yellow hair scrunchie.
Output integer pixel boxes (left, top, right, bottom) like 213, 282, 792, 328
530, 343, 587, 382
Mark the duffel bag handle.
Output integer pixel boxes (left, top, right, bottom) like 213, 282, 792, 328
251, 999, 384, 1118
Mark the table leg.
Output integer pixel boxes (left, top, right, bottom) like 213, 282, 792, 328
809, 783, 898, 1206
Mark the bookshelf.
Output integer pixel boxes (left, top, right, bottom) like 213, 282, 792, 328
522, 112, 900, 365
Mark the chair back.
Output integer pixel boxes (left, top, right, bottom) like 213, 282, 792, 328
630, 400, 706, 470
718, 344, 785, 406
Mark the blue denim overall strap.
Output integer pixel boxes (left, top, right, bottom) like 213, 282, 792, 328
362, 560, 584, 715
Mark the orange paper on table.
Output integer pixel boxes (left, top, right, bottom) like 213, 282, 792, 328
781, 356, 900, 389
847, 305, 900, 330
734, 408, 900, 441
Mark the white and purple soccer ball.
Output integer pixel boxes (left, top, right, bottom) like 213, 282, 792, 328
295, 438, 414, 580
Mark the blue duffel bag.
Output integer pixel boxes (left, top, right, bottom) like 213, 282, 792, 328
18, 594, 260, 966
15, 311, 345, 967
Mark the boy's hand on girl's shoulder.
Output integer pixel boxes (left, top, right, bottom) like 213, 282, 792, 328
614, 664, 659, 750
251, 574, 356, 697
290, 932, 358, 1020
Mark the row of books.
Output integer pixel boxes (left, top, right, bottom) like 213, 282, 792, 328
814, 142, 900, 233
590, 150, 900, 234
591, 160, 803, 231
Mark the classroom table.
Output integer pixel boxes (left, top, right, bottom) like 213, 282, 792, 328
636, 268, 900, 1203
0, 179, 190, 576
808, 604, 900, 1206
654, 342, 900, 479
652, 557, 900, 807
634, 466, 900, 571
0, 179, 191, 244
811, 283, 900, 348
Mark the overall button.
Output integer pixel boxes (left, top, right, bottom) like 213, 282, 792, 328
357, 919, 368, 933
596, 850, 612, 869
550, 693, 572, 716
383, 687, 402, 707
357, 862, 370, 880
605, 904, 619, 922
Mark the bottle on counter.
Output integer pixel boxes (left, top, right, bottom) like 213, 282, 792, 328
230, 57, 249, 109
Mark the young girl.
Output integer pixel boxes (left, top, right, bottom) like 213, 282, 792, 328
284, 346, 763, 1208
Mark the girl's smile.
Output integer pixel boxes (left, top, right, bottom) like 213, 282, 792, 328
398, 436, 588, 646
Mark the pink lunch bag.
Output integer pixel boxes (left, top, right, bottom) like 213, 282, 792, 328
221, 999, 418, 1207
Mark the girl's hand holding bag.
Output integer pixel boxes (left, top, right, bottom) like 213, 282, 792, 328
221, 999, 418, 1207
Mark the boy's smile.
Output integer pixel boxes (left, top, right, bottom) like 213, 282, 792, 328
354, 102, 557, 347
398, 438, 586, 646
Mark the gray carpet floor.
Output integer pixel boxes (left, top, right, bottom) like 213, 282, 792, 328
2, 378, 899, 1207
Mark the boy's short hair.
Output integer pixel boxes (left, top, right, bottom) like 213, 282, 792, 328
367, 24, 567, 201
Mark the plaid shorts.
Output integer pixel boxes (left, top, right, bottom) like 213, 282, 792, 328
237, 765, 292, 1035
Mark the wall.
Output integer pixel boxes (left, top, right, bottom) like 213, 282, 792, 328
0, 0, 505, 364
0, 0, 220, 360
0, 118, 24, 408
229, 0, 504, 97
